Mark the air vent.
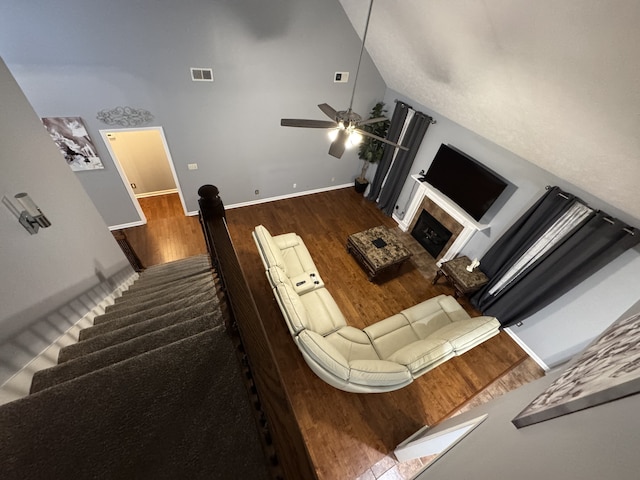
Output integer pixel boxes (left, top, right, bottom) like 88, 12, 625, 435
190, 68, 214, 82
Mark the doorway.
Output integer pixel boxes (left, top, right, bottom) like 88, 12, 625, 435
100, 127, 187, 224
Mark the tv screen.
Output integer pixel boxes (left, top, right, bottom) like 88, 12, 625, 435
423, 144, 507, 221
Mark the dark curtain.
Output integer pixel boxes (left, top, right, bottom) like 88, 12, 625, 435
472, 187, 640, 327
366, 102, 410, 202
376, 111, 432, 215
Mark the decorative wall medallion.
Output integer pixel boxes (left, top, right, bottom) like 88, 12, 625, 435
96, 106, 154, 127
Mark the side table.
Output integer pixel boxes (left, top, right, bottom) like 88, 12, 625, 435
433, 256, 489, 298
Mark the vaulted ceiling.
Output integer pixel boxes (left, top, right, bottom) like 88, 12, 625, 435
340, 0, 640, 223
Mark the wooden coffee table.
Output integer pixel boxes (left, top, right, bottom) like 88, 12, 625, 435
346, 226, 411, 281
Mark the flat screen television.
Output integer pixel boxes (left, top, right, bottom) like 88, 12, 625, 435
422, 144, 507, 221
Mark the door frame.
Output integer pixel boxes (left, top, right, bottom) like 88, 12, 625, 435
99, 126, 188, 225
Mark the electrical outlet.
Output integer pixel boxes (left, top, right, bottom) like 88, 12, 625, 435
255, 189, 259, 195
187, 163, 198, 170
331, 177, 335, 182
130, 183, 137, 189
293, 183, 297, 189
334, 72, 349, 83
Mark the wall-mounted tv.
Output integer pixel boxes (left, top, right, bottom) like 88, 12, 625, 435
422, 144, 507, 221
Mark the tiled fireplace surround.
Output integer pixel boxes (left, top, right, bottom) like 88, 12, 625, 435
395, 175, 490, 265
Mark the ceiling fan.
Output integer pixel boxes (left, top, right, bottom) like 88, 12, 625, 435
280, 0, 408, 159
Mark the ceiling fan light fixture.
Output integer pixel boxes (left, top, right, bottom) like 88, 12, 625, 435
280, 0, 406, 159
348, 131, 363, 146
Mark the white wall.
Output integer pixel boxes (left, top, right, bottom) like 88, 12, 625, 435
413, 301, 640, 480
0, 57, 130, 381
383, 88, 640, 368
0, 0, 387, 225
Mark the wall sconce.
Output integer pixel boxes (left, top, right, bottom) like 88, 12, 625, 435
2, 193, 51, 235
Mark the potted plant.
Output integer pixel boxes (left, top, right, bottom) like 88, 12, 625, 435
355, 101, 389, 193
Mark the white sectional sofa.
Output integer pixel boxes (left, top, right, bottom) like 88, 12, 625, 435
253, 225, 501, 393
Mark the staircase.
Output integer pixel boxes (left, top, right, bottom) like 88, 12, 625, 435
0, 255, 270, 480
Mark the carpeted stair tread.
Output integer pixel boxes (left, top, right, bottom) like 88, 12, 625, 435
140, 254, 210, 276
116, 270, 215, 302
105, 274, 215, 314
90, 290, 215, 329
79, 292, 218, 343
1, 327, 270, 480
141, 254, 210, 276
60, 300, 221, 363
31, 313, 219, 394
119, 269, 212, 297
132, 258, 211, 285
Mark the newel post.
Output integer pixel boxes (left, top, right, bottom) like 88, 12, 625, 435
198, 184, 225, 221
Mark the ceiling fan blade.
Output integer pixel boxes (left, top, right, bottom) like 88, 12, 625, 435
318, 103, 338, 120
359, 116, 388, 126
357, 128, 409, 151
281, 119, 338, 128
328, 129, 348, 158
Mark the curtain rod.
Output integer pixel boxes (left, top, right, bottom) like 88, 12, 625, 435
545, 185, 636, 235
393, 99, 437, 124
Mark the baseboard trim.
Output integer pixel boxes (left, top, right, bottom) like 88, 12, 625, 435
109, 220, 146, 231
0, 270, 139, 406
503, 327, 550, 371
135, 189, 178, 199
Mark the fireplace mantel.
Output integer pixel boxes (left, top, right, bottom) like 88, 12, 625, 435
394, 175, 490, 264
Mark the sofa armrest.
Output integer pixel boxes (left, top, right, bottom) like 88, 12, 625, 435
348, 360, 412, 387
268, 266, 324, 294
253, 225, 286, 270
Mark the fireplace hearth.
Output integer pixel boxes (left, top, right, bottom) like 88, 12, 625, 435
411, 210, 453, 258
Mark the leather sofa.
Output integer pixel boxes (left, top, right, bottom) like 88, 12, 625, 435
253, 225, 501, 393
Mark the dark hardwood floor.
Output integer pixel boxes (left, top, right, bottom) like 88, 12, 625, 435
124, 190, 544, 480
123, 193, 207, 267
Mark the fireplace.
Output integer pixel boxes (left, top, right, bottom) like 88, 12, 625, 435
411, 210, 453, 258
395, 175, 491, 265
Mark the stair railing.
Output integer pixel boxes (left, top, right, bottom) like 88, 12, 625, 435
197, 184, 316, 480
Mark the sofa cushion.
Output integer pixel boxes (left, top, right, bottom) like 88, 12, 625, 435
299, 287, 348, 335
387, 337, 454, 375
254, 225, 286, 270
296, 329, 350, 381
430, 316, 500, 355
297, 329, 412, 388
400, 294, 472, 339
265, 231, 318, 278
275, 283, 346, 336
325, 326, 380, 362
364, 314, 420, 360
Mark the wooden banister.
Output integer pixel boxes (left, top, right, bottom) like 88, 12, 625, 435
197, 184, 316, 480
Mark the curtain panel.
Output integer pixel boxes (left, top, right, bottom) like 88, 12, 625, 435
472, 186, 639, 327
366, 102, 409, 202
367, 101, 432, 215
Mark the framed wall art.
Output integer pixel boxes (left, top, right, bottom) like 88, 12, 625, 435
512, 311, 640, 428
42, 116, 104, 171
